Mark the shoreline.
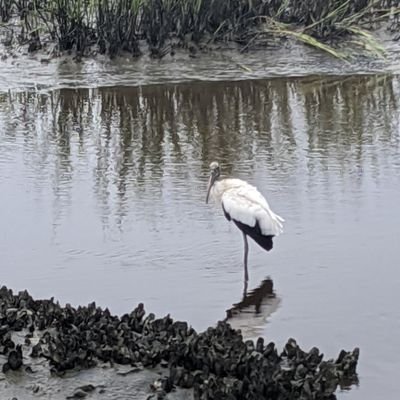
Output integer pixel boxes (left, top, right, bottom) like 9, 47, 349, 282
1, 41, 399, 94
0, 285, 359, 399
0, 1, 399, 63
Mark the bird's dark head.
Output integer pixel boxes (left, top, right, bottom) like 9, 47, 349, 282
206, 161, 220, 204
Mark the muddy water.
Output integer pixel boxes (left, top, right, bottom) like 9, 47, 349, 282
1, 31, 400, 92
0, 74, 399, 399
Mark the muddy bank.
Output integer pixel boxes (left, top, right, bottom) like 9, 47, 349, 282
0, 0, 399, 61
1, 28, 400, 93
0, 285, 358, 399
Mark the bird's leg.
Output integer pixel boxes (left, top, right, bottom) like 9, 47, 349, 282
243, 232, 249, 283
243, 278, 248, 298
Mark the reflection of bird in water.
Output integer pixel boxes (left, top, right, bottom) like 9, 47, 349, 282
206, 161, 284, 282
225, 277, 280, 339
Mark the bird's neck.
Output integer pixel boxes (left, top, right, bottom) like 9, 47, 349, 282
209, 179, 224, 203
210, 178, 238, 203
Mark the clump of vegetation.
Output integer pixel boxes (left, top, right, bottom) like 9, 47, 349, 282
0, 0, 399, 59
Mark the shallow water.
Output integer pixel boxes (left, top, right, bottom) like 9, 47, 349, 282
1, 29, 400, 92
0, 71, 400, 399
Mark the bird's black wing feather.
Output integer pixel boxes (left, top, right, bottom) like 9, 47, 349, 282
222, 204, 274, 252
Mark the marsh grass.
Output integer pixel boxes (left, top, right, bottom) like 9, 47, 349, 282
0, 0, 398, 59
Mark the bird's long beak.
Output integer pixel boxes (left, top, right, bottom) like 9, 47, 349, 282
206, 174, 215, 204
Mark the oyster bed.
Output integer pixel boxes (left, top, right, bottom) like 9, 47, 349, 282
0, 285, 359, 399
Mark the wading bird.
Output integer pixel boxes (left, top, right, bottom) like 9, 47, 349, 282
206, 161, 284, 282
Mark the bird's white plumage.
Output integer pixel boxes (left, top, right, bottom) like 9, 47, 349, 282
210, 178, 284, 236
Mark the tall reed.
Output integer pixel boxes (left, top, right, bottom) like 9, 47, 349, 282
0, 0, 397, 58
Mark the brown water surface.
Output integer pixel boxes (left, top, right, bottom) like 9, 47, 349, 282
1, 30, 400, 91
0, 74, 400, 399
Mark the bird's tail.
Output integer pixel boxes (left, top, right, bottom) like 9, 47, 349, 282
233, 220, 274, 252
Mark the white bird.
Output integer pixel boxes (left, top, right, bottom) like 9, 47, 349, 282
206, 161, 284, 282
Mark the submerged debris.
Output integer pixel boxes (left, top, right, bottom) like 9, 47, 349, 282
0, 285, 359, 399
0, 0, 398, 59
